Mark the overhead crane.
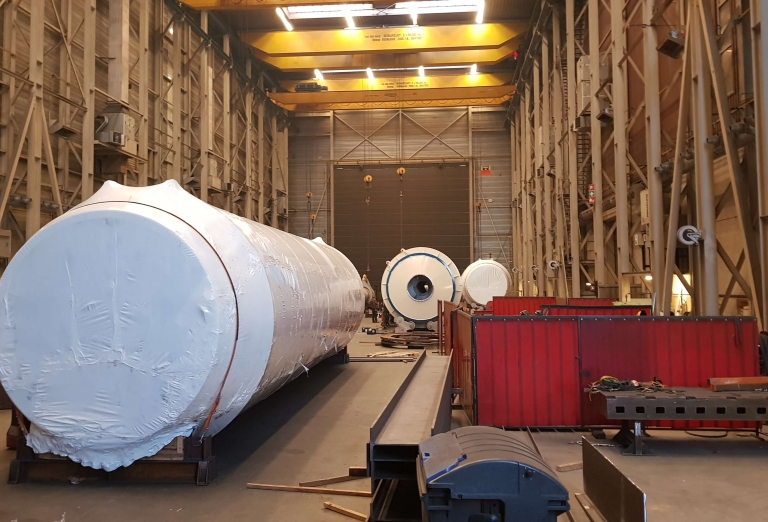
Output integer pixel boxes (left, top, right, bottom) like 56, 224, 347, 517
179, 0, 521, 111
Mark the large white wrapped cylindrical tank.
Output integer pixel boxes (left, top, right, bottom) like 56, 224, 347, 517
0, 180, 364, 471
461, 259, 513, 307
381, 247, 462, 331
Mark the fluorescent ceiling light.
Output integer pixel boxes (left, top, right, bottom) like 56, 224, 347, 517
475, 0, 484, 23
469, 63, 477, 75
276, 8, 294, 31
366, 67, 375, 80
314, 69, 324, 80
285, 1, 480, 20
319, 65, 474, 74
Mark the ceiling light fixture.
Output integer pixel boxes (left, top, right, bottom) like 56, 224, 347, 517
318, 65, 474, 75
314, 69, 324, 80
366, 67, 375, 80
276, 8, 294, 31
418, 65, 425, 77
470, 63, 478, 75
284, 1, 481, 20
475, 0, 484, 23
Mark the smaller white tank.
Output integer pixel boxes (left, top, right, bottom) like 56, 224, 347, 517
461, 259, 512, 307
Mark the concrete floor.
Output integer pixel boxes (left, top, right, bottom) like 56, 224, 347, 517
537, 428, 768, 521
2, 319, 768, 522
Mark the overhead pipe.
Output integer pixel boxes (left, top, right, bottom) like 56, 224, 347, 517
0, 181, 364, 471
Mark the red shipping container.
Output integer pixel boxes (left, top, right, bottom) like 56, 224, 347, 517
474, 317, 581, 427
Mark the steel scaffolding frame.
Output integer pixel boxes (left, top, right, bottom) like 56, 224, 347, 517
0, 0, 287, 253
508, 0, 767, 328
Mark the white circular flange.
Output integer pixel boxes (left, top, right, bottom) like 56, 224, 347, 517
381, 247, 462, 323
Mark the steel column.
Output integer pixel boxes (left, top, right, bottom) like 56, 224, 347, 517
138, 0, 149, 187
542, 31, 554, 296
199, 12, 212, 203
522, 87, 533, 296
171, 17, 183, 182
690, 2, 719, 315
552, 8, 567, 297
82, 0, 95, 198
257, 87, 265, 223
223, 35, 232, 212
533, 58, 544, 295
271, 114, 278, 228
25, 0, 44, 237
566, 0, 581, 297
245, 60, 254, 220
108, 0, 130, 105
588, 0, 605, 289
644, 0, 664, 311
661, 5, 693, 316
610, 0, 630, 301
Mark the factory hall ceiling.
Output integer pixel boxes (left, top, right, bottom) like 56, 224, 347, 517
179, 0, 533, 110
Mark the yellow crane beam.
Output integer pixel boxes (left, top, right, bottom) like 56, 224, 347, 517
181, 0, 378, 9
268, 85, 515, 111
241, 23, 526, 56
280, 73, 512, 92
252, 40, 519, 71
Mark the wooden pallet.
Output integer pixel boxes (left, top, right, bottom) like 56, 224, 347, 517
8, 409, 216, 485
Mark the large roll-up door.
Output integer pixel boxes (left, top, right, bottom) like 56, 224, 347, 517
333, 163, 470, 291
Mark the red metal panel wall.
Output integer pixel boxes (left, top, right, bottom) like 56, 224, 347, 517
492, 297, 558, 316
568, 298, 615, 306
474, 317, 581, 427
579, 317, 760, 428
542, 305, 652, 316
453, 311, 475, 422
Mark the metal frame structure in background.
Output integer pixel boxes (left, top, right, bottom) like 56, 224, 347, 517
0, 0, 289, 259
508, 0, 768, 329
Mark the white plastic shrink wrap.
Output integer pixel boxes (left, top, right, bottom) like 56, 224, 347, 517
461, 259, 512, 307
0, 180, 364, 471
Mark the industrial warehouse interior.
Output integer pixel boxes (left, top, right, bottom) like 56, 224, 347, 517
1, 0, 768, 520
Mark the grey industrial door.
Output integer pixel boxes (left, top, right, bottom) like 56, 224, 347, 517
333, 163, 470, 294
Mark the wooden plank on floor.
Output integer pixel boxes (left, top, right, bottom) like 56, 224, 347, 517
246, 483, 372, 497
556, 461, 584, 472
299, 475, 359, 487
709, 376, 768, 391
323, 501, 368, 521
